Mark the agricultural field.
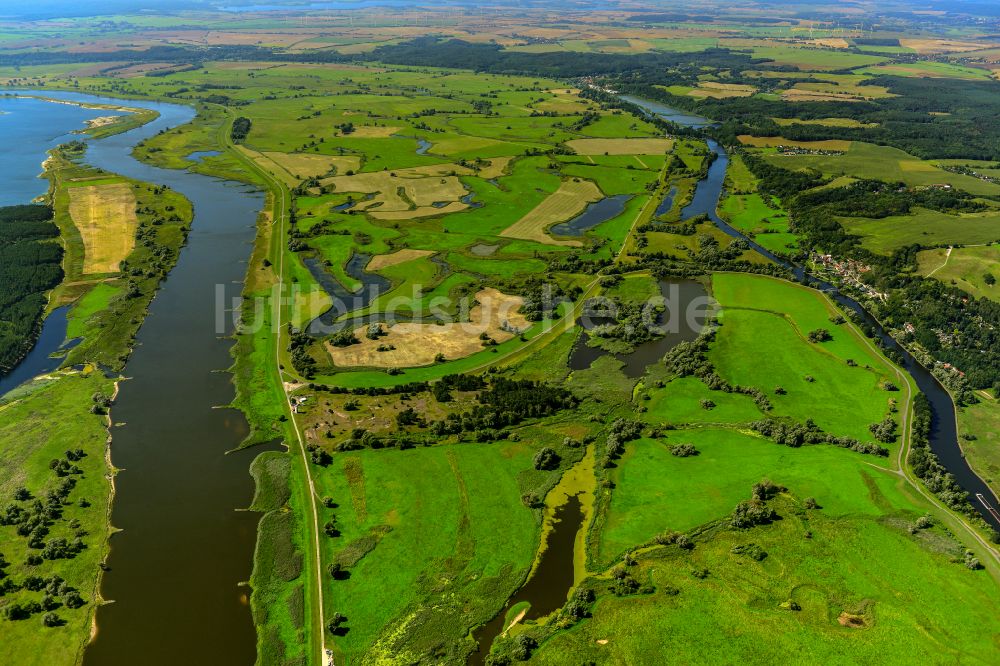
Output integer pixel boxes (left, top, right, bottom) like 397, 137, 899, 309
66, 182, 137, 275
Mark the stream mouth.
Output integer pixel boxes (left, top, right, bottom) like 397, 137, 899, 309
470, 494, 585, 664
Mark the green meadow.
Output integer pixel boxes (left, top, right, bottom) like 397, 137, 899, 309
766, 142, 1000, 197
313, 438, 571, 662
709, 274, 896, 444
917, 244, 1000, 301
842, 208, 1000, 254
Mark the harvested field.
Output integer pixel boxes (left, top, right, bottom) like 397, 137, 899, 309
808, 38, 850, 49
738, 136, 853, 151
499, 179, 603, 246
773, 117, 878, 129
327, 288, 530, 368
346, 125, 402, 138
470, 243, 500, 256
395, 157, 511, 179
780, 89, 866, 102
898, 38, 985, 54
566, 138, 674, 155
367, 249, 436, 271
105, 62, 188, 78
258, 151, 362, 181
67, 182, 138, 274
321, 170, 468, 218
688, 81, 756, 99
369, 202, 467, 220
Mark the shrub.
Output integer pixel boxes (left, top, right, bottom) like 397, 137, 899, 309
730, 500, 776, 528
533, 447, 560, 471
807, 328, 832, 343
669, 442, 698, 457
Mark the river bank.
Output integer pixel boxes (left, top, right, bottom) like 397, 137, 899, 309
0, 89, 277, 665
624, 94, 1000, 535
0, 94, 211, 663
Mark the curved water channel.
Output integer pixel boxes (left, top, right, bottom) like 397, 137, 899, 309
626, 95, 1000, 530
14, 91, 267, 665
475, 95, 1000, 661
470, 495, 584, 665
0, 96, 128, 394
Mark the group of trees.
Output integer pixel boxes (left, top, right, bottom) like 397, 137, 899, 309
602, 418, 644, 468
0, 204, 62, 376
430, 378, 578, 438
230, 116, 251, 143
750, 417, 889, 456
0, 449, 92, 625
661, 333, 773, 411
586, 296, 664, 353
287, 325, 317, 378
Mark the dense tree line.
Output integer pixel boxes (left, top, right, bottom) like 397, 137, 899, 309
907, 394, 994, 535
0, 205, 62, 375
750, 418, 889, 456
363, 38, 760, 79
430, 378, 577, 438
797, 179, 985, 220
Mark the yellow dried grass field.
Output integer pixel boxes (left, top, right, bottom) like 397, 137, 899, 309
366, 249, 436, 271
565, 138, 675, 155
256, 150, 362, 182
737, 135, 853, 151
499, 179, 603, 247
327, 288, 530, 368
67, 182, 137, 275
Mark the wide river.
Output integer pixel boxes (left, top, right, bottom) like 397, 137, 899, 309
8, 91, 267, 665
